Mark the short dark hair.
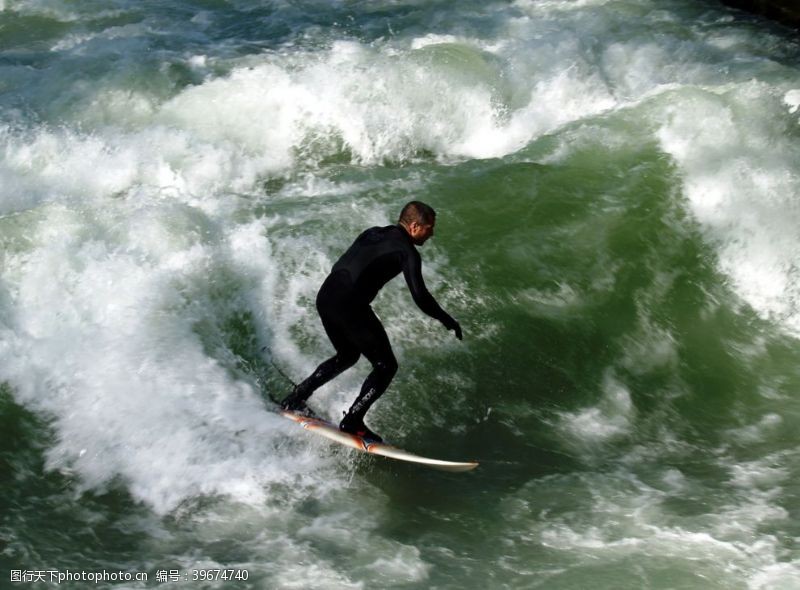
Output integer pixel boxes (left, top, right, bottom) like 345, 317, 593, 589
399, 201, 436, 226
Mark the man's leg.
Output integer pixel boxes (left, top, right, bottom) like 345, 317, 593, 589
281, 299, 360, 412
339, 307, 397, 441
281, 349, 358, 411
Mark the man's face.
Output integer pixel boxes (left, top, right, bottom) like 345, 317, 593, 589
410, 220, 435, 245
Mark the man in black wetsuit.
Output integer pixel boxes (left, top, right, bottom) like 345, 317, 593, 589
280, 201, 462, 442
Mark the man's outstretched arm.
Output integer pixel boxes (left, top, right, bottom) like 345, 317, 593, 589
402, 250, 462, 340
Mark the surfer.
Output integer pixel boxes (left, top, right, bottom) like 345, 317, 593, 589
280, 201, 462, 442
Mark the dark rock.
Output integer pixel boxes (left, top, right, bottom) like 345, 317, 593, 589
720, 0, 800, 30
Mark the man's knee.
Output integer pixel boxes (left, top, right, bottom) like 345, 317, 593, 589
374, 355, 398, 378
336, 351, 360, 370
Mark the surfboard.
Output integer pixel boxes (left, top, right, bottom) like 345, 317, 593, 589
278, 409, 479, 472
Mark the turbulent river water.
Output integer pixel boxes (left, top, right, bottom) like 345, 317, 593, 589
2, 1, 800, 588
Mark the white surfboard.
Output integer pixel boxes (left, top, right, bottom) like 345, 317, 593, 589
279, 410, 478, 472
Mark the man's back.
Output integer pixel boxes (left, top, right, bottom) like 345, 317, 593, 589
331, 225, 417, 304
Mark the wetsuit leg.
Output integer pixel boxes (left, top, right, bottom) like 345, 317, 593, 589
284, 286, 361, 405
284, 271, 397, 426
290, 322, 359, 402
342, 306, 398, 422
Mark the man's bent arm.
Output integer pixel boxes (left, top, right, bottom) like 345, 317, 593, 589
402, 250, 458, 328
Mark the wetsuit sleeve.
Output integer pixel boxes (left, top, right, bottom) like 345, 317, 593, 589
402, 248, 457, 328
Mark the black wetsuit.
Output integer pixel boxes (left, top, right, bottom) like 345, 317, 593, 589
290, 224, 458, 425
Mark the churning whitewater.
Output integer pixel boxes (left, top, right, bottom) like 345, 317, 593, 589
2, 0, 800, 588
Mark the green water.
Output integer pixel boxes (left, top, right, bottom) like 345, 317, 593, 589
2, 0, 800, 588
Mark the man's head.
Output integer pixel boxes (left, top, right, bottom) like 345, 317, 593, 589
398, 201, 436, 246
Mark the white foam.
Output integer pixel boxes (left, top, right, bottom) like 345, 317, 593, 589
521, 463, 798, 588
729, 457, 788, 490
365, 547, 431, 584
784, 89, 800, 114
4, 0, 124, 21
294, 511, 430, 584
749, 562, 800, 590
0, 36, 532, 216
121, 483, 434, 588
657, 83, 800, 337
410, 34, 462, 50
725, 413, 783, 444
0, 120, 272, 218
514, 0, 614, 13
558, 372, 634, 443
51, 23, 147, 52
0, 198, 355, 514
155, 32, 620, 165
0, 11, 633, 221
619, 314, 679, 376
